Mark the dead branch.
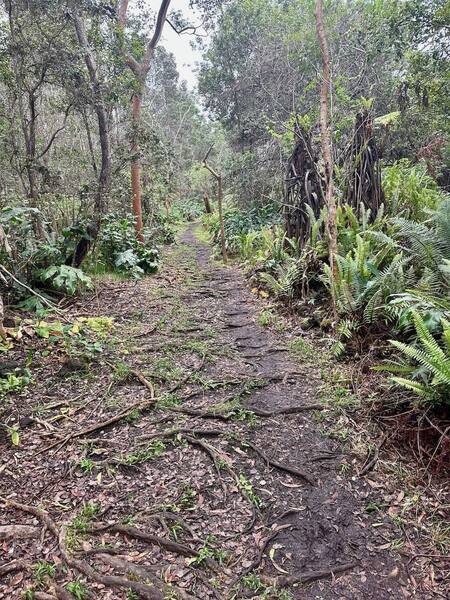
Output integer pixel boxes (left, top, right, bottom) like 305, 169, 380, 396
36, 392, 159, 455
131, 369, 155, 397
359, 434, 387, 476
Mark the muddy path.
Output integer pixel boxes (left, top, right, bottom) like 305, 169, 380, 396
1, 224, 409, 599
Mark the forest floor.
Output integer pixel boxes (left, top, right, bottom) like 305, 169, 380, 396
1, 224, 448, 600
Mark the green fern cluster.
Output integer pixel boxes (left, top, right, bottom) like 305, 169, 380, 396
382, 311, 450, 404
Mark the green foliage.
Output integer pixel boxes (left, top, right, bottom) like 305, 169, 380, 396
36, 265, 93, 296
238, 474, 261, 507
384, 311, 450, 404
382, 160, 447, 219
0, 368, 32, 397
121, 440, 166, 465
98, 214, 159, 279
33, 561, 56, 587
65, 580, 88, 600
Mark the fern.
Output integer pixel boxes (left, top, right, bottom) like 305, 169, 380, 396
386, 311, 450, 404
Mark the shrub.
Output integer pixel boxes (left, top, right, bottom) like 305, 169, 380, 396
382, 159, 447, 219
97, 214, 159, 279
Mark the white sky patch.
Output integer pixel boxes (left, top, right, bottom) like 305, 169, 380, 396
153, 0, 206, 90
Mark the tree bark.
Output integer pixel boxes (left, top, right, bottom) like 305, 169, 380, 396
203, 147, 227, 263
315, 0, 338, 285
72, 13, 112, 266
117, 0, 172, 242
131, 93, 144, 242
0, 225, 11, 339
203, 194, 212, 214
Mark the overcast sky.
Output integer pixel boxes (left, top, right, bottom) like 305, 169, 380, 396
158, 0, 206, 90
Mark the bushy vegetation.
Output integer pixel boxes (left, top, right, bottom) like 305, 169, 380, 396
204, 164, 450, 407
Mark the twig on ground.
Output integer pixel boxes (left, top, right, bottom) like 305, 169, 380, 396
359, 434, 387, 476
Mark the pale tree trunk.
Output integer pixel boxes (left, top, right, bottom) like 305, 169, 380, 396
118, 0, 172, 242
203, 147, 227, 263
315, 0, 338, 287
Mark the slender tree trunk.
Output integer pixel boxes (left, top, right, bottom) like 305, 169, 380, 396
217, 176, 227, 263
131, 92, 144, 243
315, 0, 338, 286
72, 13, 111, 266
117, 0, 172, 242
203, 194, 212, 214
0, 224, 11, 339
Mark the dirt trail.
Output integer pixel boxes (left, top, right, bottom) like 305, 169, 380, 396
1, 224, 408, 599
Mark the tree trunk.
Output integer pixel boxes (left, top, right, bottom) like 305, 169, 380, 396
131, 92, 144, 243
315, 0, 338, 285
117, 0, 172, 242
217, 177, 227, 263
203, 194, 212, 214
72, 13, 112, 267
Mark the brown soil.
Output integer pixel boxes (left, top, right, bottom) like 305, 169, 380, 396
0, 224, 436, 599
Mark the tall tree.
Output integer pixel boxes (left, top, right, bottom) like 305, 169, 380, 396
117, 0, 172, 242
71, 12, 112, 266
315, 0, 338, 289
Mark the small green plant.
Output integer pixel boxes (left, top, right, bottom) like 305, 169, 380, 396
33, 561, 56, 586
241, 573, 265, 592
238, 474, 261, 508
78, 458, 95, 474
122, 440, 166, 465
155, 393, 181, 409
123, 409, 141, 424
430, 521, 450, 552
37, 265, 93, 295
65, 579, 88, 600
258, 309, 276, 327
85, 316, 114, 337
126, 591, 139, 600
339, 461, 351, 475
188, 540, 228, 567
113, 362, 131, 382
0, 368, 32, 396
384, 312, 450, 404
288, 336, 315, 359
164, 484, 196, 512
67, 502, 100, 550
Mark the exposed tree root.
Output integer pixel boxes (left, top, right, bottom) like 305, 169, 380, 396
136, 427, 226, 444
263, 561, 358, 587
249, 404, 324, 416
227, 524, 292, 596
36, 391, 159, 455
1, 498, 166, 600
0, 524, 40, 540
242, 440, 314, 485
170, 403, 323, 421
0, 558, 30, 577
90, 523, 199, 558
